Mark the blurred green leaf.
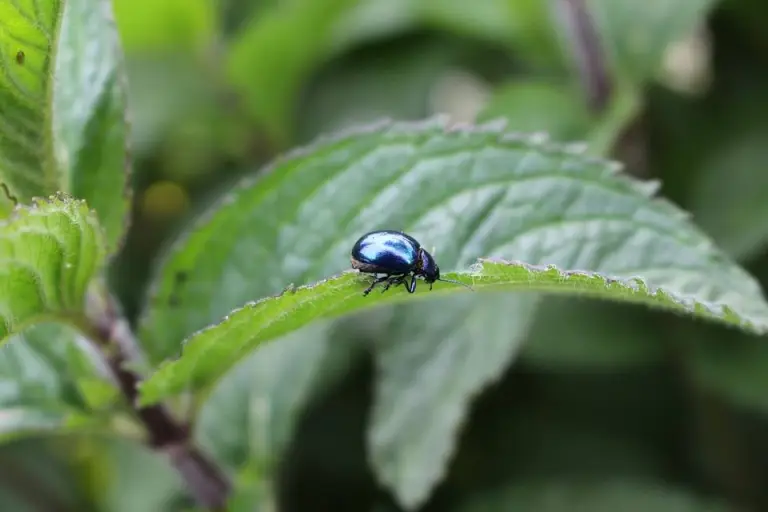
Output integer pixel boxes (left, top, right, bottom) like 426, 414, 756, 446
419, 0, 561, 64
456, 480, 729, 511
688, 325, 768, 412
687, 131, 768, 261
368, 293, 538, 509
477, 79, 641, 157
332, 0, 562, 65
521, 299, 666, 368
0, 323, 113, 441
227, 0, 360, 146
95, 438, 183, 512
0, 0, 131, 253
195, 322, 354, 470
0, 196, 106, 342
299, 37, 461, 142
588, 0, 718, 83
114, 0, 217, 54
476, 80, 592, 140
0, 439, 96, 511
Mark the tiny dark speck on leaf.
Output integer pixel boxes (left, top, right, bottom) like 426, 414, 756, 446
174, 271, 188, 283
168, 295, 180, 307
16, 51, 25, 65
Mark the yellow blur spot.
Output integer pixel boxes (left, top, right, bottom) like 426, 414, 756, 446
142, 181, 190, 220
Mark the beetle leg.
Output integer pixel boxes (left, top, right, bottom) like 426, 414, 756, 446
381, 274, 406, 293
407, 275, 417, 293
363, 275, 390, 296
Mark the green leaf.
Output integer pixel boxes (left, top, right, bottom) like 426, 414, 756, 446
195, 322, 354, 470
687, 325, 768, 412
0, 0, 131, 253
589, 0, 718, 83
687, 131, 768, 261
476, 80, 592, 141
456, 480, 729, 512
53, 0, 132, 253
368, 293, 539, 509
0, 322, 114, 441
140, 257, 768, 406
138, 118, 767, 403
0, 195, 106, 342
113, 0, 217, 54
227, 0, 360, 146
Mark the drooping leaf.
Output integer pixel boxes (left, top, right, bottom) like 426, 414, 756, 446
227, 0, 360, 146
0, 0, 132, 253
456, 480, 729, 512
195, 321, 356, 470
0, 322, 115, 442
0, 195, 106, 342
368, 293, 539, 509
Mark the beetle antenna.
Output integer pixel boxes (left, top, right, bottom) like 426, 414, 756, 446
437, 276, 474, 291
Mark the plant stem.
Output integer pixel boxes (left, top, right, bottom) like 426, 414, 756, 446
554, 0, 613, 112
84, 286, 231, 510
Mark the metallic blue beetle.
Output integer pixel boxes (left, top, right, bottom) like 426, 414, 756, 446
350, 230, 472, 296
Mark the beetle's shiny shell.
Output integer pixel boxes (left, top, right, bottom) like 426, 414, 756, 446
350, 230, 420, 275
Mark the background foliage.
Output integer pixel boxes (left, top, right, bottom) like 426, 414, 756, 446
3, 0, 768, 510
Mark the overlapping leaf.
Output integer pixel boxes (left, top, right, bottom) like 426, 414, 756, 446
0, 322, 114, 441
137, 118, 768, 507
0, 0, 131, 252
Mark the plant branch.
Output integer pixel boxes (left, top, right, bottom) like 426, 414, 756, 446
84, 285, 232, 510
554, 0, 613, 112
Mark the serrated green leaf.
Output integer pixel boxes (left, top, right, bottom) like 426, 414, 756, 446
0, 322, 114, 441
139, 257, 768, 406
227, 0, 360, 146
137, 118, 768, 506
137, 118, 767, 400
588, 0, 718, 83
0, 195, 106, 341
0, 0, 131, 253
456, 480, 729, 512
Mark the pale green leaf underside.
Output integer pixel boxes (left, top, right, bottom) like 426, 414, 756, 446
0, 195, 105, 342
0, 322, 112, 442
52, 0, 132, 253
138, 259, 768, 406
